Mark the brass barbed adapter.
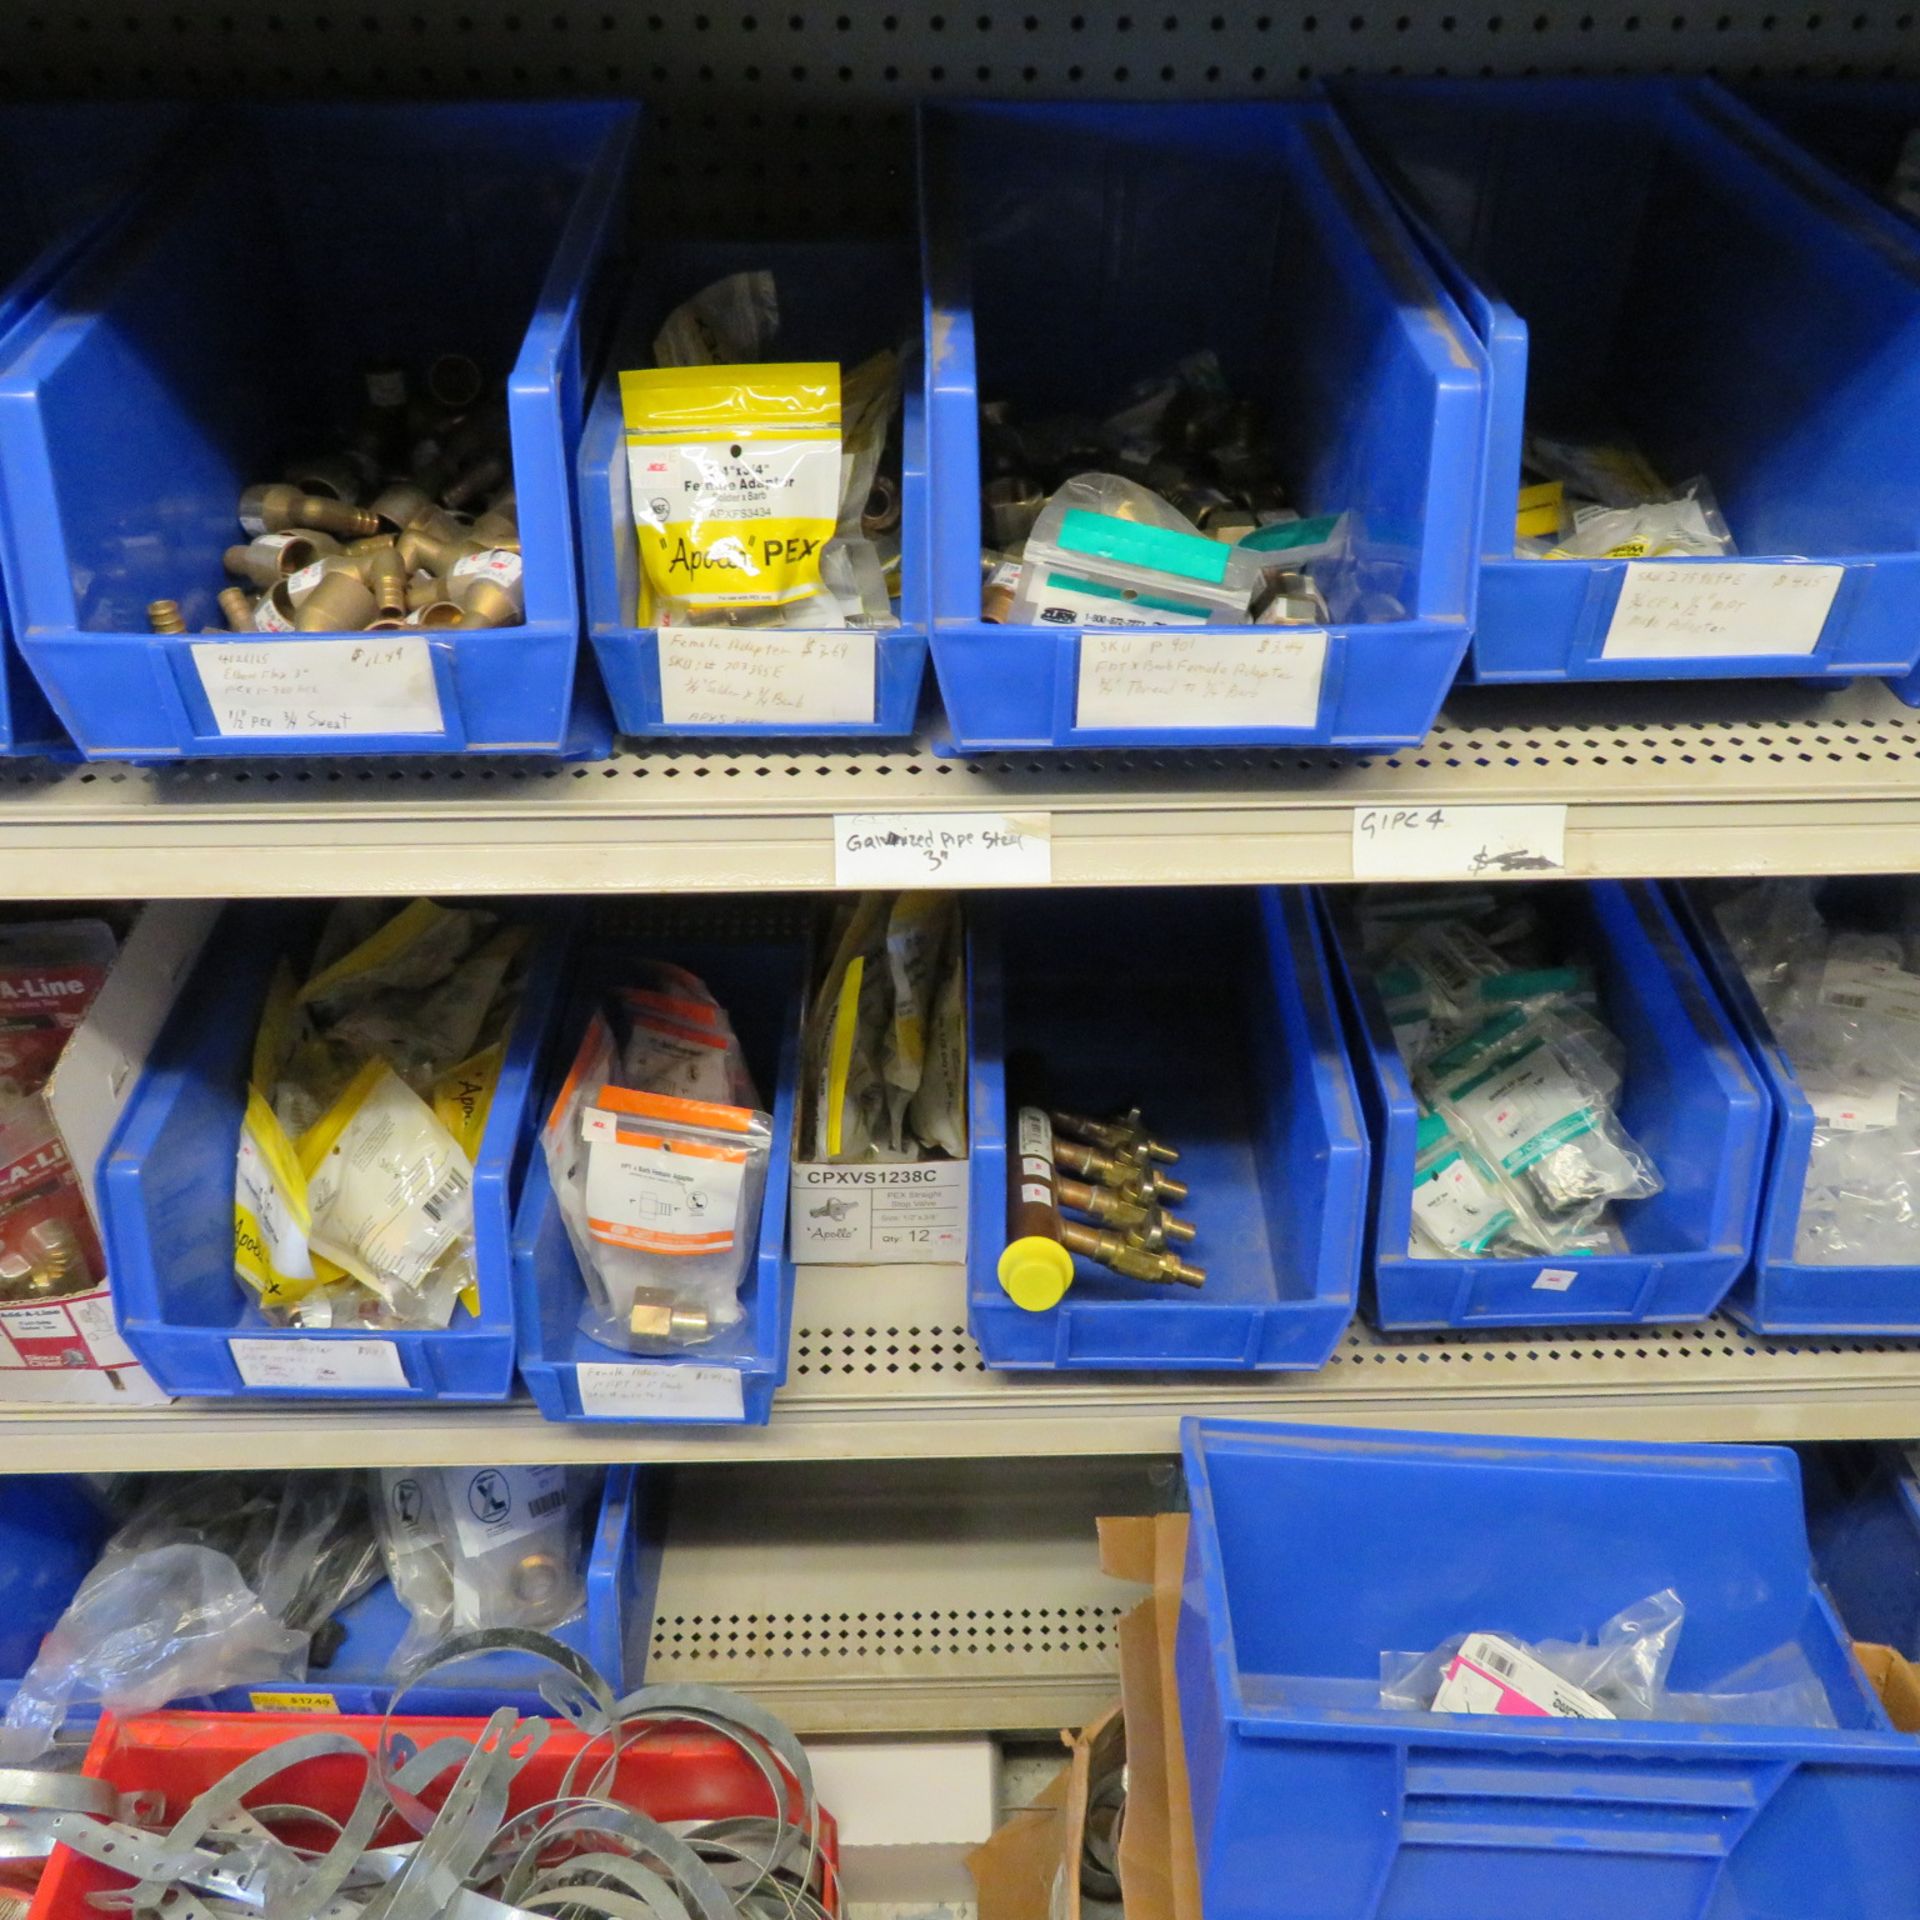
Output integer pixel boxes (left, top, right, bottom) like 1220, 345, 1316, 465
371, 483, 440, 534
238, 483, 378, 540
1052, 1107, 1179, 1164
224, 536, 319, 587
1052, 1136, 1188, 1204
410, 600, 464, 628
364, 546, 409, 619
146, 599, 186, 634
293, 570, 376, 633
1059, 1219, 1205, 1287
217, 587, 254, 633
1055, 1173, 1197, 1243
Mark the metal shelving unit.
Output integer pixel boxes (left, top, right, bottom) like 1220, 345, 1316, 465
1, 680, 1918, 895
10, 1268, 1920, 1470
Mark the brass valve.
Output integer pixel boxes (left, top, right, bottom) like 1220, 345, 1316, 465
1056, 1173, 1196, 1244
1052, 1107, 1179, 1164
1058, 1219, 1205, 1288
1052, 1135, 1188, 1204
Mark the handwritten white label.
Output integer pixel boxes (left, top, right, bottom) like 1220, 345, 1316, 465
228, 1336, 407, 1390
193, 638, 446, 738
576, 1359, 746, 1421
1075, 629, 1327, 731
660, 628, 876, 727
1601, 562, 1842, 662
834, 811, 1052, 887
1351, 804, 1567, 880
1531, 1267, 1578, 1293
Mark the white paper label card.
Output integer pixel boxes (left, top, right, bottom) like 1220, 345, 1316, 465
1075, 629, 1327, 731
659, 628, 876, 727
229, 1335, 407, 1390
835, 811, 1053, 887
1352, 804, 1568, 880
1531, 1267, 1579, 1293
1601, 562, 1843, 662
576, 1359, 746, 1421
194, 638, 447, 738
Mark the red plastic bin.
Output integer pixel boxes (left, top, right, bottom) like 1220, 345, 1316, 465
31, 1709, 839, 1918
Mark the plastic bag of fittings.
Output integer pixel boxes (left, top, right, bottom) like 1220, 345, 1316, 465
653, 271, 781, 369
0, 1101, 104, 1306
1381, 1587, 1836, 1727
621, 361, 842, 622
1008, 472, 1264, 628
543, 1006, 773, 1349
1525, 479, 1736, 561
1420, 1004, 1663, 1219
1522, 429, 1669, 512
1408, 1112, 1523, 1258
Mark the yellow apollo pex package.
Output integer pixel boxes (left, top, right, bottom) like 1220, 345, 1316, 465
620, 362, 842, 620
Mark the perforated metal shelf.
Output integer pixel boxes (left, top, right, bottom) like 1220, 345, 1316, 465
7, 1266, 1919, 1471
4, 677, 1920, 895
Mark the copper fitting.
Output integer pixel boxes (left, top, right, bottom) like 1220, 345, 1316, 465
409, 600, 464, 628
238, 483, 378, 540
1058, 1219, 1205, 1287
861, 471, 902, 537
370, 483, 439, 534
442, 452, 509, 511
1052, 1107, 1179, 1164
293, 570, 376, 632
224, 536, 318, 588
364, 546, 409, 619
146, 598, 186, 635
217, 587, 255, 633
1052, 1136, 1188, 1204
448, 577, 519, 629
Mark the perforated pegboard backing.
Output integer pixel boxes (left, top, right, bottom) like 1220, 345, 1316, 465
1, 1, 1915, 229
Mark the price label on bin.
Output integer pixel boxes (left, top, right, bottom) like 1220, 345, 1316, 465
1352, 804, 1567, 880
1600, 562, 1842, 662
193, 638, 446, 739
659, 628, 876, 727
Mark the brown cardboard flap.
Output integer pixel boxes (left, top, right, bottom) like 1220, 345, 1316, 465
969, 1705, 1124, 1920
1857, 1642, 1920, 1734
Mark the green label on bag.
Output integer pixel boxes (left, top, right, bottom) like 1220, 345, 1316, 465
1058, 509, 1231, 583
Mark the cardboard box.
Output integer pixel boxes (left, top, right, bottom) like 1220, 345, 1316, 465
0, 902, 217, 1405
806, 1737, 999, 1906
1857, 1642, 1920, 1734
969, 1512, 1200, 1920
789, 916, 970, 1265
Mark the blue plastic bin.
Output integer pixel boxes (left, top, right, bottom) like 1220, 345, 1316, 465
1802, 1444, 1920, 1663
919, 101, 1486, 752
511, 935, 802, 1426
198, 1465, 662, 1714
0, 1476, 112, 1710
1178, 1417, 1920, 1920
0, 102, 637, 760
0, 105, 188, 758
1671, 881, 1920, 1335
1336, 77, 1920, 687
967, 888, 1366, 1370
102, 901, 570, 1400
1325, 881, 1767, 1330
579, 240, 930, 739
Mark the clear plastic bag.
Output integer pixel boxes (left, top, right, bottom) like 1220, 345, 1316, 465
1525, 478, 1736, 560
371, 1468, 455, 1671
1382, 1588, 1835, 1728
431, 1465, 584, 1637
1408, 1113, 1518, 1258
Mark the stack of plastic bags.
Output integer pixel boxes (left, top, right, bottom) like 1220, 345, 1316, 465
1359, 888, 1662, 1260
1716, 880, 1920, 1264
233, 899, 528, 1330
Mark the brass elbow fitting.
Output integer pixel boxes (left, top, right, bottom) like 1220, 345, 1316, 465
409, 600, 464, 628
293, 570, 376, 632
1058, 1219, 1205, 1288
254, 581, 297, 632
217, 587, 255, 633
370, 483, 439, 535
396, 525, 471, 576
224, 536, 319, 588
466, 508, 521, 551
447, 578, 519, 629
238, 483, 379, 540
146, 599, 186, 635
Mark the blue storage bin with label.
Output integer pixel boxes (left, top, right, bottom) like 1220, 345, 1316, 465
102, 900, 569, 1400
1671, 881, 1920, 1335
1336, 77, 1920, 687
511, 935, 801, 1426
920, 101, 1486, 752
1324, 881, 1767, 1330
0, 102, 636, 760
200, 1465, 662, 1715
0, 105, 187, 758
0, 1475, 113, 1712
1802, 1443, 1920, 1663
967, 888, 1366, 1370
1178, 1417, 1920, 1920
578, 240, 930, 739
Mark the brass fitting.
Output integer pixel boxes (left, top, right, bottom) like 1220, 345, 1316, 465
238, 483, 378, 540
1056, 1174, 1196, 1243
1052, 1107, 1179, 1165
406, 577, 441, 613
283, 453, 370, 504
396, 524, 471, 576
224, 537, 319, 588
448, 577, 519, 629
1052, 1136, 1188, 1204
293, 570, 376, 633
286, 554, 369, 608
146, 599, 186, 635
442, 452, 509, 511
217, 587, 255, 633
344, 532, 399, 557
409, 600, 464, 628
861, 471, 902, 537
630, 1286, 710, 1344
1059, 1219, 1205, 1288
255, 581, 297, 632
364, 617, 411, 631
364, 546, 409, 619
370, 483, 439, 534
26, 1218, 89, 1295
466, 508, 521, 551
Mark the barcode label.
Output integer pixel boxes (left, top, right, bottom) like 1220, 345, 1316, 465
1827, 992, 1869, 1010
1820, 959, 1920, 1026
1480, 1647, 1516, 1678
527, 1486, 568, 1520
422, 1166, 470, 1225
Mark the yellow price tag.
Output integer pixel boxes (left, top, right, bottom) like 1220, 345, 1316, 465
249, 1690, 340, 1714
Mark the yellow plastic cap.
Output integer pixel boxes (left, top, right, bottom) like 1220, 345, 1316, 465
998, 1235, 1075, 1313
